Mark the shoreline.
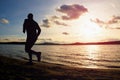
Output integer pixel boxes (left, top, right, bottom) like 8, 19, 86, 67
0, 55, 120, 80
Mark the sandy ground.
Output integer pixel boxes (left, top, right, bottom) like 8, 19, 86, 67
0, 55, 120, 80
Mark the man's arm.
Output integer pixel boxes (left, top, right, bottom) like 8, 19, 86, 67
23, 20, 26, 33
36, 23, 41, 36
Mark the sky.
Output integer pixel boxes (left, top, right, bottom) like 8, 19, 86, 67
0, 0, 120, 43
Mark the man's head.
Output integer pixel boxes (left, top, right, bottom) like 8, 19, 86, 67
27, 13, 33, 19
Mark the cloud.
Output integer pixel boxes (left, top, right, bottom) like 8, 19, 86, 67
91, 15, 120, 29
51, 16, 59, 20
100, 38, 120, 42
0, 38, 10, 42
37, 38, 53, 43
41, 19, 51, 28
0, 37, 25, 42
0, 18, 9, 24
92, 16, 120, 24
54, 21, 68, 26
18, 39, 25, 42
41, 4, 88, 28
62, 32, 69, 35
38, 38, 52, 41
107, 16, 120, 24
51, 16, 68, 26
56, 4, 88, 20
91, 18, 104, 24
41, 16, 68, 28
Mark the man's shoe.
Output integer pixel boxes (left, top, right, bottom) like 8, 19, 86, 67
37, 52, 41, 62
26, 62, 33, 65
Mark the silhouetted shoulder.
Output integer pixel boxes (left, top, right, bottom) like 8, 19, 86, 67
33, 20, 38, 24
24, 19, 29, 23
32, 20, 40, 28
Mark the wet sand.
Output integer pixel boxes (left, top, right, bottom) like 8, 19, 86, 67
0, 55, 120, 80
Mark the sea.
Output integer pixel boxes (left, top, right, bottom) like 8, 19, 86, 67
0, 44, 120, 69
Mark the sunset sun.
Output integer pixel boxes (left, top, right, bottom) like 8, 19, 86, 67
81, 20, 102, 40
72, 13, 103, 42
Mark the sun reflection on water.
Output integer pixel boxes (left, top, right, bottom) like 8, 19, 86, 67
85, 45, 100, 68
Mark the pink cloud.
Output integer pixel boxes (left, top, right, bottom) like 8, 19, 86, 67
56, 4, 88, 20
91, 15, 120, 29
107, 16, 120, 24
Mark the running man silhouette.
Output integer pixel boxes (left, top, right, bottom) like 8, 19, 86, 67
23, 13, 41, 64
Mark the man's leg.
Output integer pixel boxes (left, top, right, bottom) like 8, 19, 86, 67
28, 52, 32, 63
25, 36, 41, 62
35, 52, 41, 62
31, 36, 41, 62
25, 41, 34, 63
29, 51, 41, 62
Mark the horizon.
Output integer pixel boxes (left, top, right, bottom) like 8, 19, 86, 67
0, 0, 120, 43
1, 40, 120, 45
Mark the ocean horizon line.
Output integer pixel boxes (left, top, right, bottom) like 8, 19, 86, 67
0, 40, 120, 45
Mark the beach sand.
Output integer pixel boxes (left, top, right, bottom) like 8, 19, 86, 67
0, 55, 120, 80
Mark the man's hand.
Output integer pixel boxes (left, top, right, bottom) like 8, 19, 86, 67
23, 30, 25, 33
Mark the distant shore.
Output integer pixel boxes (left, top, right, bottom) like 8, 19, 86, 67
0, 40, 120, 45
0, 55, 120, 80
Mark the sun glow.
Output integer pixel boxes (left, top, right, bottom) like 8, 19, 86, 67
82, 20, 102, 39
72, 13, 103, 42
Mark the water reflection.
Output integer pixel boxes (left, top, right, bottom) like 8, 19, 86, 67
85, 45, 100, 68
0, 44, 120, 69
